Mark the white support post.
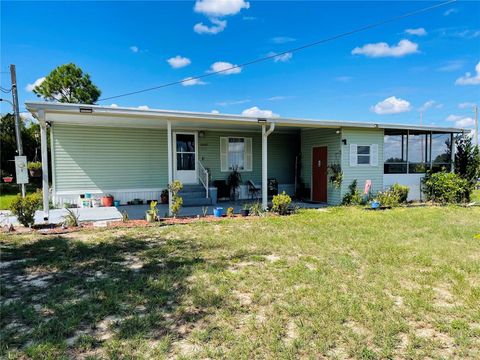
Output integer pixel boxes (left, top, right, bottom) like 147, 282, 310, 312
38, 110, 49, 220
261, 122, 275, 210
262, 125, 268, 210
167, 120, 173, 216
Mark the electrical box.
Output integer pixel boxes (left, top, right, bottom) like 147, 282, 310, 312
14, 156, 29, 184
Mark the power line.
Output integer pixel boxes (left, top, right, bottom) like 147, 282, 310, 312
97, 0, 456, 103
1, 86, 12, 93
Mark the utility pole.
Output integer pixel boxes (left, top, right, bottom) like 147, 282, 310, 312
10, 64, 26, 197
474, 105, 479, 149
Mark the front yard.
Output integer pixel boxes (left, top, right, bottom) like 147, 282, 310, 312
1, 207, 479, 359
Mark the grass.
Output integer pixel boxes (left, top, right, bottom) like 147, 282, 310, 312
0, 194, 18, 210
1, 206, 479, 359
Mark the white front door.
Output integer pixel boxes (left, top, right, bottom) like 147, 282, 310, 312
174, 132, 198, 184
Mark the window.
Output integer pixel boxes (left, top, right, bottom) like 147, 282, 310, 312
384, 130, 407, 173
220, 137, 252, 172
228, 138, 245, 170
357, 146, 370, 165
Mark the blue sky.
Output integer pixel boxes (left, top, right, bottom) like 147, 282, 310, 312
1, 1, 479, 130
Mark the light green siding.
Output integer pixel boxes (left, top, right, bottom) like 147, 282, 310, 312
340, 128, 384, 199
300, 129, 342, 204
198, 131, 298, 184
52, 124, 168, 191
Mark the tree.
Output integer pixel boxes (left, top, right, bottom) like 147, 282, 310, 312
454, 134, 480, 200
33, 63, 101, 104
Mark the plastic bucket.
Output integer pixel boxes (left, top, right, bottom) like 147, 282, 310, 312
113, 200, 121, 207
370, 201, 380, 209
213, 207, 223, 217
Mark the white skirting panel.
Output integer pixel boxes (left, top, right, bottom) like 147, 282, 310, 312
53, 189, 165, 207
383, 174, 425, 201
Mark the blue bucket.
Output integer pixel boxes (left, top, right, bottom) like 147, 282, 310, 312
113, 200, 120, 207
85, 193, 92, 199
370, 201, 380, 209
213, 207, 223, 217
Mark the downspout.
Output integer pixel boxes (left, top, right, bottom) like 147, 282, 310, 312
38, 110, 50, 221
262, 122, 275, 210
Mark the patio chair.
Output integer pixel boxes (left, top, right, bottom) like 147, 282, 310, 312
247, 180, 261, 200
213, 180, 230, 200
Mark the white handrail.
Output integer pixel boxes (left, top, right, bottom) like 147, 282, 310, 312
198, 161, 209, 198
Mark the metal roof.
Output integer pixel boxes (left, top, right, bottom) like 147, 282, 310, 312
25, 101, 465, 133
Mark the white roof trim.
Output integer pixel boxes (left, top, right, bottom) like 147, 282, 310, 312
25, 101, 465, 133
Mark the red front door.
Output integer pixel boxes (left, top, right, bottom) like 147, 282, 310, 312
312, 146, 328, 202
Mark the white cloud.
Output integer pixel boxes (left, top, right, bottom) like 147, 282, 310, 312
417, 100, 443, 111
371, 96, 412, 115
436, 60, 464, 72
267, 96, 290, 101
455, 61, 480, 85
352, 39, 418, 58
182, 77, 207, 86
193, 18, 227, 34
194, 0, 250, 17
167, 55, 191, 69
25, 77, 45, 92
444, 8, 457, 16
216, 99, 250, 106
20, 112, 36, 124
335, 76, 352, 82
458, 102, 476, 109
269, 52, 292, 63
137, 105, 150, 110
270, 36, 296, 44
130, 46, 139, 53
110, 104, 119, 108
446, 114, 474, 128
211, 110, 220, 114
209, 61, 241, 75
405, 27, 427, 36
241, 106, 279, 118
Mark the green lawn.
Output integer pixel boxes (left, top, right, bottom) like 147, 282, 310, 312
0, 194, 18, 210
1, 207, 479, 359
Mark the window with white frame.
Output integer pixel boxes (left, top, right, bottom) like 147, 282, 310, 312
220, 137, 252, 172
228, 138, 245, 170
357, 145, 371, 165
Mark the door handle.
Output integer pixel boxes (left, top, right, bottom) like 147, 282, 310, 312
317, 160, 321, 167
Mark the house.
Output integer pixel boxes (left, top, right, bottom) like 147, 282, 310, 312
25, 102, 464, 218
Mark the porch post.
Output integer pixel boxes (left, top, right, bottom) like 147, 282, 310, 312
38, 110, 49, 220
262, 125, 267, 210
167, 120, 173, 216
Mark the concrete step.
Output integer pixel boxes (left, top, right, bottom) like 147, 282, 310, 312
182, 197, 213, 206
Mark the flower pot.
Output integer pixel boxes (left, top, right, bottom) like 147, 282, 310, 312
160, 194, 168, 204
113, 200, 120, 207
370, 201, 380, 209
91, 198, 101, 208
146, 211, 156, 223
29, 169, 41, 177
213, 207, 223, 217
101, 196, 114, 207
3, 177, 13, 183
241, 209, 250, 217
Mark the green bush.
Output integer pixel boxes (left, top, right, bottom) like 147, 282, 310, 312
272, 191, 292, 215
9, 190, 42, 227
168, 180, 183, 217
376, 190, 400, 207
390, 183, 409, 203
422, 171, 469, 204
27, 161, 42, 170
249, 202, 264, 216
342, 180, 362, 205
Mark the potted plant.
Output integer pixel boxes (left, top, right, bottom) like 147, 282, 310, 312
226, 207, 234, 217
27, 162, 42, 177
2, 174, 13, 183
101, 194, 114, 207
241, 203, 250, 217
146, 200, 158, 222
160, 189, 169, 204
91, 198, 101, 208
227, 167, 242, 201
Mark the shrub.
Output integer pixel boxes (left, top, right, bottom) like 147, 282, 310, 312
249, 202, 264, 216
390, 183, 409, 203
272, 191, 292, 215
9, 190, 42, 227
226, 207, 234, 217
168, 180, 183, 217
376, 190, 400, 207
454, 135, 480, 201
342, 180, 362, 205
422, 171, 469, 204
62, 208, 80, 227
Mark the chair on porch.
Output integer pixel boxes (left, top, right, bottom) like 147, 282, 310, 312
247, 180, 261, 200
213, 180, 230, 201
